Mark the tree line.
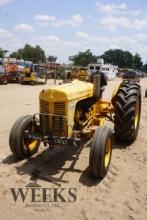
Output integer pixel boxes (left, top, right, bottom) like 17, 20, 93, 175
8, 44, 57, 64
69, 49, 143, 70
1, 44, 147, 71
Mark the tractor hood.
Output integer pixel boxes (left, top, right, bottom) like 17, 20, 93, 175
40, 79, 94, 102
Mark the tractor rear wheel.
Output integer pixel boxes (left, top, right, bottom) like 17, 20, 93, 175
1, 75, 8, 84
9, 115, 40, 159
89, 126, 113, 178
114, 82, 141, 143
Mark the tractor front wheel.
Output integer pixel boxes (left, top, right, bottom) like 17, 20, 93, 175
89, 126, 113, 178
114, 82, 141, 143
9, 115, 40, 159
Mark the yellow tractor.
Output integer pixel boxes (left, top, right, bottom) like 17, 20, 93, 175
21, 66, 37, 85
63, 67, 88, 82
21, 66, 48, 85
9, 74, 141, 178
72, 67, 88, 81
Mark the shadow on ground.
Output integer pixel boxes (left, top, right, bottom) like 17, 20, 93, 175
3, 135, 130, 187
3, 144, 85, 186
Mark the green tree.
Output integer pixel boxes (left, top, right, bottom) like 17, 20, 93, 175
133, 53, 143, 70
69, 49, 97, 67
141, 63, 147, 72
123, 51, 133, 68
102, 49, 139, 68
102, 49, 124, 67
103, 49, 124, 68
10, 44, 46, 63
10, 51, 20, 59
47, 55, 57, 63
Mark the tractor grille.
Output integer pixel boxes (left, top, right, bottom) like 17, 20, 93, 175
40, 100, 67, 136
40, 100, 49, 135
53, 102, 66, 136
54, 102, 65, 115
40, 100, 49, 114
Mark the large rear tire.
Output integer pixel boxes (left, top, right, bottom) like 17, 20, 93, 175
89, 126, 113, 178
9, 115, 40, 159
114, 82, 141, 143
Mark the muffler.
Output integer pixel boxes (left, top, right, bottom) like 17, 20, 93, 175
93, 74, 101, 99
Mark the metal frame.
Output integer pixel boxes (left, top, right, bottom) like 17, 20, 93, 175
26, 100, 114, 148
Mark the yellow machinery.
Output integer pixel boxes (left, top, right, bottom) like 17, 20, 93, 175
21, 66, 37, 85
21, 66, 47, 85
65, 67, 88, 82
9, 74, 141, 178
72, 67, 88, 81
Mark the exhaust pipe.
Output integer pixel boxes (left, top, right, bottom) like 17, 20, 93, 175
93, 74, 101, 99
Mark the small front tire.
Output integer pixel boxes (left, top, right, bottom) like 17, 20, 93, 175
89, 126, 113, 178
9, 115, 40, 159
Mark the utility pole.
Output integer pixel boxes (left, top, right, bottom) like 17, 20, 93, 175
0, 48, 8, 72
54, 65, 57, 85
0, 47, 9, 63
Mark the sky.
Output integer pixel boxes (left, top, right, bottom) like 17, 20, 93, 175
0, 0, 147, 63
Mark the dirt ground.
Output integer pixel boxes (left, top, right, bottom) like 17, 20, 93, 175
0, 78, 147, 220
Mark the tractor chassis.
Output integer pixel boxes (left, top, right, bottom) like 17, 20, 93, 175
24, 131, 81, 148
26, 104, 114, 149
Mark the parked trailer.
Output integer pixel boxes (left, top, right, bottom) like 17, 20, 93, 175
88, 59, 118, 80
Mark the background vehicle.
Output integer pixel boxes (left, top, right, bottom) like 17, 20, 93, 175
21, 65, 37, 85
137, 71, 145, 78
0, 72, 8, 84
6, 63, 21, 83
63, 67, 88, 82
122, 70, 140, 82
88, 59, 118, 80
21, 62, 47, 85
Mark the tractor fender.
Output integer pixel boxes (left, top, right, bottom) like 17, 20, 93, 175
111, 81, 123, 106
